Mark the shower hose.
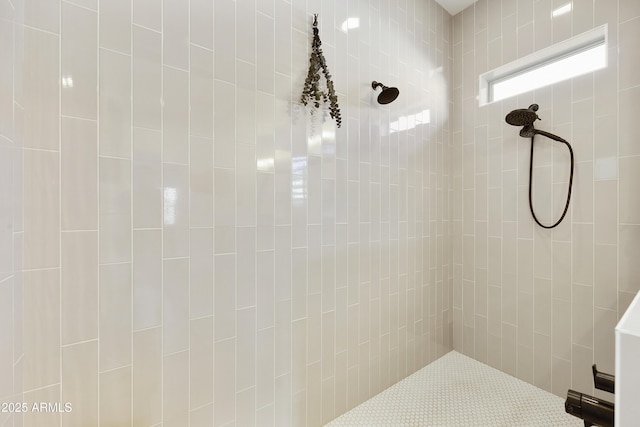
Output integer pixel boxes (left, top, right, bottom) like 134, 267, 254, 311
527, 133, 574, 229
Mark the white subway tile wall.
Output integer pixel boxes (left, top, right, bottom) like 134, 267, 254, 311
0, 3, 22, 425
1, 0, 453, 426
452, 0, 640, 401
6, 0, 638, 425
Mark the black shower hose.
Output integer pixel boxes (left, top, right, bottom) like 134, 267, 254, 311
527, 133, 574, 229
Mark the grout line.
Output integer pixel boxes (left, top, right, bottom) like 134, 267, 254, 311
616, 0, 621, 335
186, 0, 192, 422
61, 0, 95, 13
94, 0, 100, 414
58, 0, 63, 423
98, 364, 132, 376
98, 45, 132, 57
22, 23, 59, 37
60, 338, 99, 348
132, 22, 161, 35
128, 0, 134, 423
159, 0, 165, 423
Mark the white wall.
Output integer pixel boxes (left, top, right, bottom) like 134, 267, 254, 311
0, 0, 454, 425
0, 3, 24, 427
452, 0, 640, 400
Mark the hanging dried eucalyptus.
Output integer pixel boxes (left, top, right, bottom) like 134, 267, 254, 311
300, 14, 342, 128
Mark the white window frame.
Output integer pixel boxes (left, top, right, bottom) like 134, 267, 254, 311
478, 24, 608, 106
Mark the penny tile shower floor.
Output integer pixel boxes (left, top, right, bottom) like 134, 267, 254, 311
326, 351, 582, 426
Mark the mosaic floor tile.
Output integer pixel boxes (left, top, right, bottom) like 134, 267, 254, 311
326, 351, 582, 426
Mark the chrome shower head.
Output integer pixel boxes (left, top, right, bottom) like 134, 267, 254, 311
372, 81, 399, 104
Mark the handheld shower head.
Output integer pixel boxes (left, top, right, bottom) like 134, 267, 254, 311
505, 104, 574, 229
505, 104, 567, 141
505, 104, 543, 138
505, 104, 540, 127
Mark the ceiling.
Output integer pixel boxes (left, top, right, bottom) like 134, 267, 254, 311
436, 0, 478, 16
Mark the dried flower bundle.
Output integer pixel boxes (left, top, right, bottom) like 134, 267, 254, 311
300, 14, 342, 128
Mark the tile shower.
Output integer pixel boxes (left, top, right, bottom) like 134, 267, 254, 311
0, 0, 638, 426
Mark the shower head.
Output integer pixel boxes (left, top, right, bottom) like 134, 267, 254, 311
505, 104, 567, 142
505, 103, 574, 229
505, 104, 540, 127
505, 104, 541, 138
372, 81, 399, 104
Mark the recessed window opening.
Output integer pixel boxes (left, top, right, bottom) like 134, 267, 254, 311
491, 42, 606, 102
479, 25, 607, 106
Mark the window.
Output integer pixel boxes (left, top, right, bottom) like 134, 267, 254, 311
478, 25, 607, 106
